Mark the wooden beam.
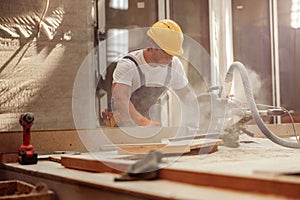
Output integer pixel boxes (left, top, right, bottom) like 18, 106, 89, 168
159, 168, 300, 199
117, 143, 190, 155
60, 156, 129, 173
245, 123, 300, 138
115, 139, 222, 155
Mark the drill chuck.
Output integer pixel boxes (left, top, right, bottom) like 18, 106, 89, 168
20, 112, 34, 126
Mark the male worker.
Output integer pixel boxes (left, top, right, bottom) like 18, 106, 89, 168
111, 19, 198, 127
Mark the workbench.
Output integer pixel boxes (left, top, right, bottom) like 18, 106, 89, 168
1, 134, 300, 200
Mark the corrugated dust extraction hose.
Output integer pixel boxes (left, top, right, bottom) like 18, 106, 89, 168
225, 61, 300, 148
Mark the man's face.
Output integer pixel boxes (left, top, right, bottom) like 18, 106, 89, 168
152, 48, 173, 66
147, 41, 173, 66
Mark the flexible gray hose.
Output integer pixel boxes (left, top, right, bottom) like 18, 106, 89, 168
225, 61, 300, 148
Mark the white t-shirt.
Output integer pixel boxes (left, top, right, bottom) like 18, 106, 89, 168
113, 50, 188, 93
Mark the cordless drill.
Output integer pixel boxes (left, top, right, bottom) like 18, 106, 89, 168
18, 112, 38, 165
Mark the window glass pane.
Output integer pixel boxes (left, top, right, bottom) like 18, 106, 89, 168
278, 0, 300, 122
109, 0, 128, 10
290, 0, 300, 28
170, 0, 210, 93
232, 0, 272, 105
107, 29, 128, 63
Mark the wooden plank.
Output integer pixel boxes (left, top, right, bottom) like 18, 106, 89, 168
60, 155, 300, 199
159, 168, 300, 199
173, 139, 223, 149
245, 123, 300, 138
60, 156, 129, 173
115, 139, 222, 155
165, 133, 220, 142
117, 143, 190, 155
186, 145, 218, 155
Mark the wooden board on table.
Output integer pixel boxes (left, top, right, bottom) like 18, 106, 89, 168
117, 143, 190, 155
165, 133, 220, 142
60, 153, 300, 200
176, 138, 223, 149
116, 139, 222, 155
61, 154, 130, 173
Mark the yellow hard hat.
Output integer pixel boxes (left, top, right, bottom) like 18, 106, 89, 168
147, 19, 184, 56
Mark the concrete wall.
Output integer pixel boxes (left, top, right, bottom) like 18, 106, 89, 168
0, 0, 95, 131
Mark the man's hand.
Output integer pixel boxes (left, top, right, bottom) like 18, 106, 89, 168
138, 117, 161, 126
113, 83, 162, 126
102, 109, 116, 127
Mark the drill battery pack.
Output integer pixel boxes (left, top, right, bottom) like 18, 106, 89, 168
18, 151, 38, 165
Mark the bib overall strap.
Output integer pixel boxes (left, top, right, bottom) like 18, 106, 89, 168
123, 56, 145, 86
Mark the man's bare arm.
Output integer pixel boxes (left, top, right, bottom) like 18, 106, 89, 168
112, 83, 141, 123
